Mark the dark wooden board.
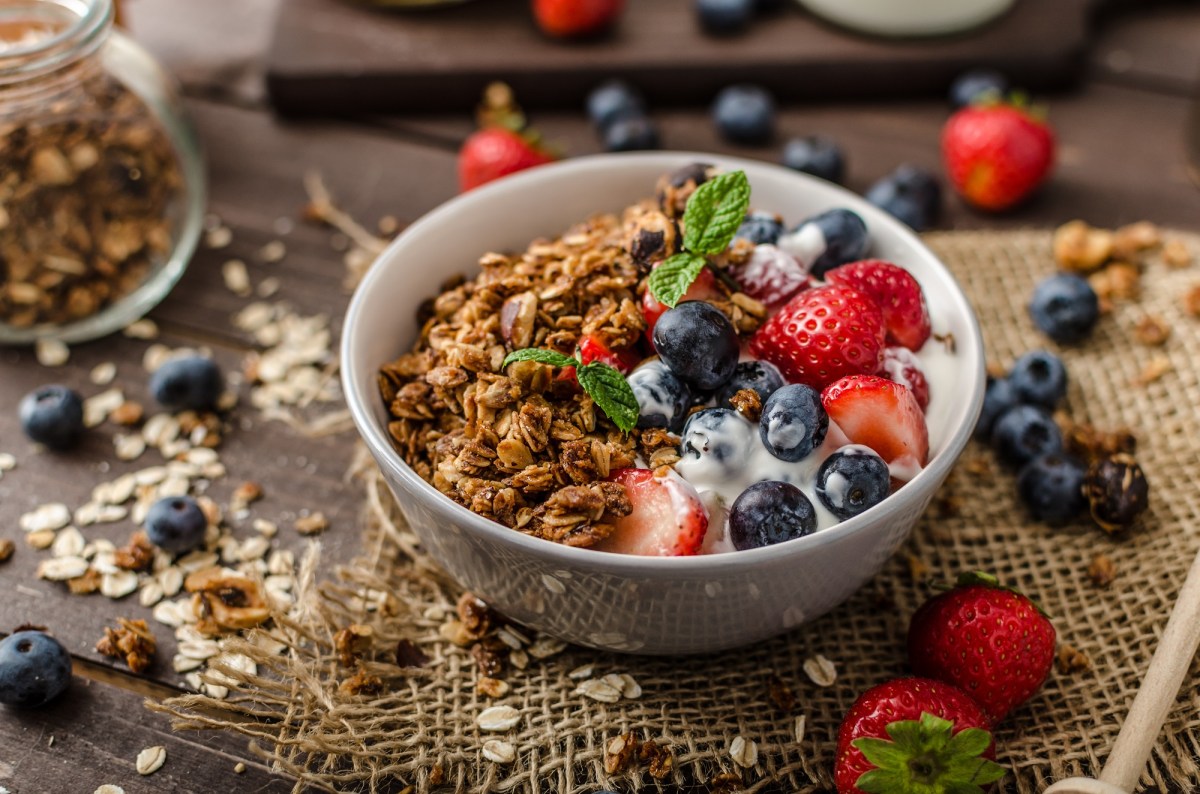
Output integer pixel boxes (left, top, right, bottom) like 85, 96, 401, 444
0, 674, 291, 793
265, 0, 1096, 116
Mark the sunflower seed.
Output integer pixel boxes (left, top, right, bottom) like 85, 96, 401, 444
476, 705, 522, 731
729, 735, 757, 769
90, 362, 117, 385
35, 338, 69, 367
37, 556, 90, 581
20, 503, 70, 532
101, 570, 139, 599
482, 739, 516, 764
136, 746, 166, 775
803, 654, 837, 687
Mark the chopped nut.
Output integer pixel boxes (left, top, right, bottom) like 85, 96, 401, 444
605, 732, 638, 774
0, 539, 14, 563
113, 531, 156, 571
1054, 220, 1113, 272
338, 665, 384, 697
1057, 643, 1091, 674
1112, 221, 1161, 260
1184, 285, 1200, 318
1133, 315, 1170, 347
334, 624, 374, 667
232, 481, 264, 509
428, 764, 445, 786
709, 772, 745, 794
185, 567, 271, 635
67, 568, 102, 594
456, 592, 493, 638
767, 674, 796, 713
640, 739, 674, 780
1133, 356, 1173, 386
1088, 554, 1117, 587
1162, 239, 1193, 268
110, 400, 145, 426
395, 639, 430, 668
1089, 261, 1140, 304
294, 512, 328, 535
728, 388, 762, 423
95, 618, 157, 673
477, 676, 510, 698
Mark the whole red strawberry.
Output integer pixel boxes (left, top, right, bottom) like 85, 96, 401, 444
941, 103, 1055, 211
826, 259, 931, 351
458, 128, 555, 192
533, 0, 624, 38
835, 677, 1005, 794
749, 285, 885, 391
908, 571, 1057, 723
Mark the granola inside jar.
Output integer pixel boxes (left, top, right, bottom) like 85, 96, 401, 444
0, 0, 204, 344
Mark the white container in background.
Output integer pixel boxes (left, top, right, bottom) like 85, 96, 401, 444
799, 0, 1016, 37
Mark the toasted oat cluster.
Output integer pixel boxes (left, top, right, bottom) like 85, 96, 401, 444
378, 176, 764, 548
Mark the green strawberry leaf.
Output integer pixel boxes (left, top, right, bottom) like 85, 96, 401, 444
853, 738, 910, 771
502, 348, 577, 370
943, 726, 992, 760
647, 252, 709, 308
576, 362, 639, 433
851, 712, 1005, 794
682, 170, 751, 255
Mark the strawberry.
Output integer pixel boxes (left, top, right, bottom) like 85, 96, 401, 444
729, 244, 811, 308
557, 334, 642, 385
749, 285, 885, 391
941, 103, 1055, 212
594, 468, 707, 557
907, 571, 1057, 723
458, 128, 555, 192
641, 265, 724, 344
879, 346, 930, 411
822, 374, 929, 468
533, 0, 624, 38
826, 260, 931, 351
835, 677, 1005, 794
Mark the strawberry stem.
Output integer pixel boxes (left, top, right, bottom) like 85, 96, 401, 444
853, 712, 1006, 794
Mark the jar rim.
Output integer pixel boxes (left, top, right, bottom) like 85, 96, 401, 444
0, 0, 112, 83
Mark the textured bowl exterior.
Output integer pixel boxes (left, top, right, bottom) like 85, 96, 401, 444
342, 152, 985, 655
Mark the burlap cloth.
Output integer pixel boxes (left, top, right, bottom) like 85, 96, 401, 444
153, 229, 1200, 794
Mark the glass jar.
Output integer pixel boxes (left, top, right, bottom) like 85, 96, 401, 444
0, 0, 203, 344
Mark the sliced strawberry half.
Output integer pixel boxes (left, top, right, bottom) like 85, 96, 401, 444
642, 265, 724, 345
878, 346, 930, 412
826, 259, 931, 351
594, 468, 708, 557
822, 374, 929, 469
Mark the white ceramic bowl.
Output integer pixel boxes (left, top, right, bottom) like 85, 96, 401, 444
342, 152, 985, 655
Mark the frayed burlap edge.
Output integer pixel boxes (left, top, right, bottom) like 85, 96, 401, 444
152, 229, 1200, 794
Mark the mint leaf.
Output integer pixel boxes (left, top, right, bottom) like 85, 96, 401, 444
576, 362, 639, 433
502, 348, 577, 369
647, 252, 708, 308
682, 170, 751, 255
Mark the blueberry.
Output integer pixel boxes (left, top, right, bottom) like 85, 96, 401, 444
666, 162, 713, 190
865, 165, 942, 232
653, 301, 739, 391
759, 384, 828, 462
974, 375, 1019, 440
716, 359, 784, 405
949, 68, 1009, 110
145, 495, 208, 554
728, 481, 817, 550
149, 355, 223, 412
816, 445, 891, 520
712, 85, 776, 146
1029, 274, 1100, 344
1017, 453, 1088, 526
604, 116, 660, 152
780, 208, 870, 279
19, 385, 84, 450
1009, 350, 1068, 408
781, 136, 845, 184
0, 631, 72, 707
992, 404, 1063, 468
735, 211, 784, 246
680, 408, 754, 471
586, 80, 645, 130
696, 0, 754, 34
628, 360, 692, 433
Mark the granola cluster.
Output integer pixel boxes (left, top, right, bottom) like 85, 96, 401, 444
378, 174, 763, 547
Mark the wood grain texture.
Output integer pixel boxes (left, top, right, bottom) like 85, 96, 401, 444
265, 0, 1094, 115
0, 675, 291, 793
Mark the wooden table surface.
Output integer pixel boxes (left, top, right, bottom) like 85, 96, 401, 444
1, 2, 1199, 792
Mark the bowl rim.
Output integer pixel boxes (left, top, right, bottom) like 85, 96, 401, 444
341, 151, 986, 576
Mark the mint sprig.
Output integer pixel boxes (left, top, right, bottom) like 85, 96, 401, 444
647, 170, 750, 308
502, 348, 639, 432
